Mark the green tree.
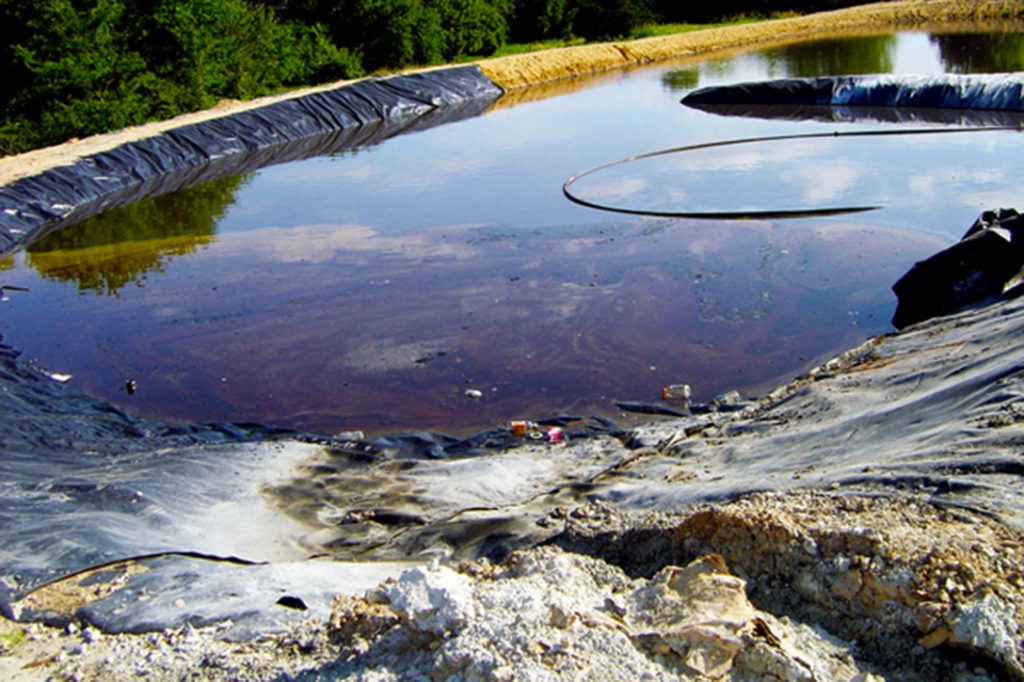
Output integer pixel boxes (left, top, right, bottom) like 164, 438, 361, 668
0, 0, 361, 154
508, 0, 576, 42
572, 0, 655, 41
137, 0, 361, 109
433, 0, 511, 59
0, 0, 158, 154
280, 0, 514, 70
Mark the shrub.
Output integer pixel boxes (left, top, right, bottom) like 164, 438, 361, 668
509, 0, 576, 42
433, 0, 511, 60
572, 0, 655, 41
0, 0, 362, 153
0, 0, 156, 153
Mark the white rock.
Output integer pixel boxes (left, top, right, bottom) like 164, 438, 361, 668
384, 564, 476, 635
947, 593, 1019, 668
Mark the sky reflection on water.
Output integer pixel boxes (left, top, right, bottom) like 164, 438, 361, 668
1, 29, 1021, 436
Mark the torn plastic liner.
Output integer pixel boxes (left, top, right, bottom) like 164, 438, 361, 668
892, 208, 1024, 328
0, 66, 503, 255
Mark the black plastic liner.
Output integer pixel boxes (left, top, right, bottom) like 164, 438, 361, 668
0, 65, 513, 623
0, 337, 316, 601
0, 326, 634, 620
892, 208, 1024, 329
682, 73, 1024, 114
682, 102, 1024, 128
0, 66, 503, 254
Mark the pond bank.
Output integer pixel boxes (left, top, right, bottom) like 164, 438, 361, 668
2, 0, 1022, 190
479, 0, 1024, 90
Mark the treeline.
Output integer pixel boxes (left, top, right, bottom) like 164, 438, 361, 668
0, 0, 859, 155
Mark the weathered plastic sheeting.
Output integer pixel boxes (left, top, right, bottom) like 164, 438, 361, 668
682, 72, 1024, 112
0, 375, 322, 604
0, 66, 504, 254
590, 294, 1024, 529
682, 101, 1024, 128
71, 557, 412, 638
892, 208, 1024, 329
0, 335, 324, 610
0, 442, 320, 610
0, 328, 629, 623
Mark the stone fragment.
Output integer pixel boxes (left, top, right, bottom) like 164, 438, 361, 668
383, 563, 476, 635
829, 570, 863, 601
630, 554, 756, 678
944, 592, 1022, 676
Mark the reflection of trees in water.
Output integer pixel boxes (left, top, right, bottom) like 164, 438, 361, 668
0, 255, 13, 271
661, 58, 740, 92
931, 32, 1024, 73
27, 173, 249, 295
759, 34, 896, 78
661, 67, 700, 91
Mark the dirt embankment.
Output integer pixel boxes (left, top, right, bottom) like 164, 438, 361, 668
481, 0, 1024, 88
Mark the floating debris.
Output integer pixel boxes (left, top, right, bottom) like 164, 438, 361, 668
0, 284, 28, 302
40, 369, 72, 384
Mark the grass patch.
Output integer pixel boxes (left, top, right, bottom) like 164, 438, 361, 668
453, 37, 586, 62
470, 13, 804, 61
490, 37, 587, 58
629, 13, 801, 39
0, 629, 26, 651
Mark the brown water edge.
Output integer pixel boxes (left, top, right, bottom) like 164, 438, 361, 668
17, 216, 945, 438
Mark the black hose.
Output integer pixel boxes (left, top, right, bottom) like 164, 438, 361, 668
563, 126, 1022, 220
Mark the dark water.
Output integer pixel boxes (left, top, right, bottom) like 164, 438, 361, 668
1, 30, 1022, 437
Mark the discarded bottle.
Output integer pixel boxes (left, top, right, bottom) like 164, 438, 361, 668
713, 390, 741, 406
511, 420, 547, 439
661, 383, 692, 405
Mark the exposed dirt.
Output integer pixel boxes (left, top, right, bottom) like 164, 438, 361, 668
479, 0, 1024, 89
3, 492, 1020, 680
554, 493, 1024, 680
